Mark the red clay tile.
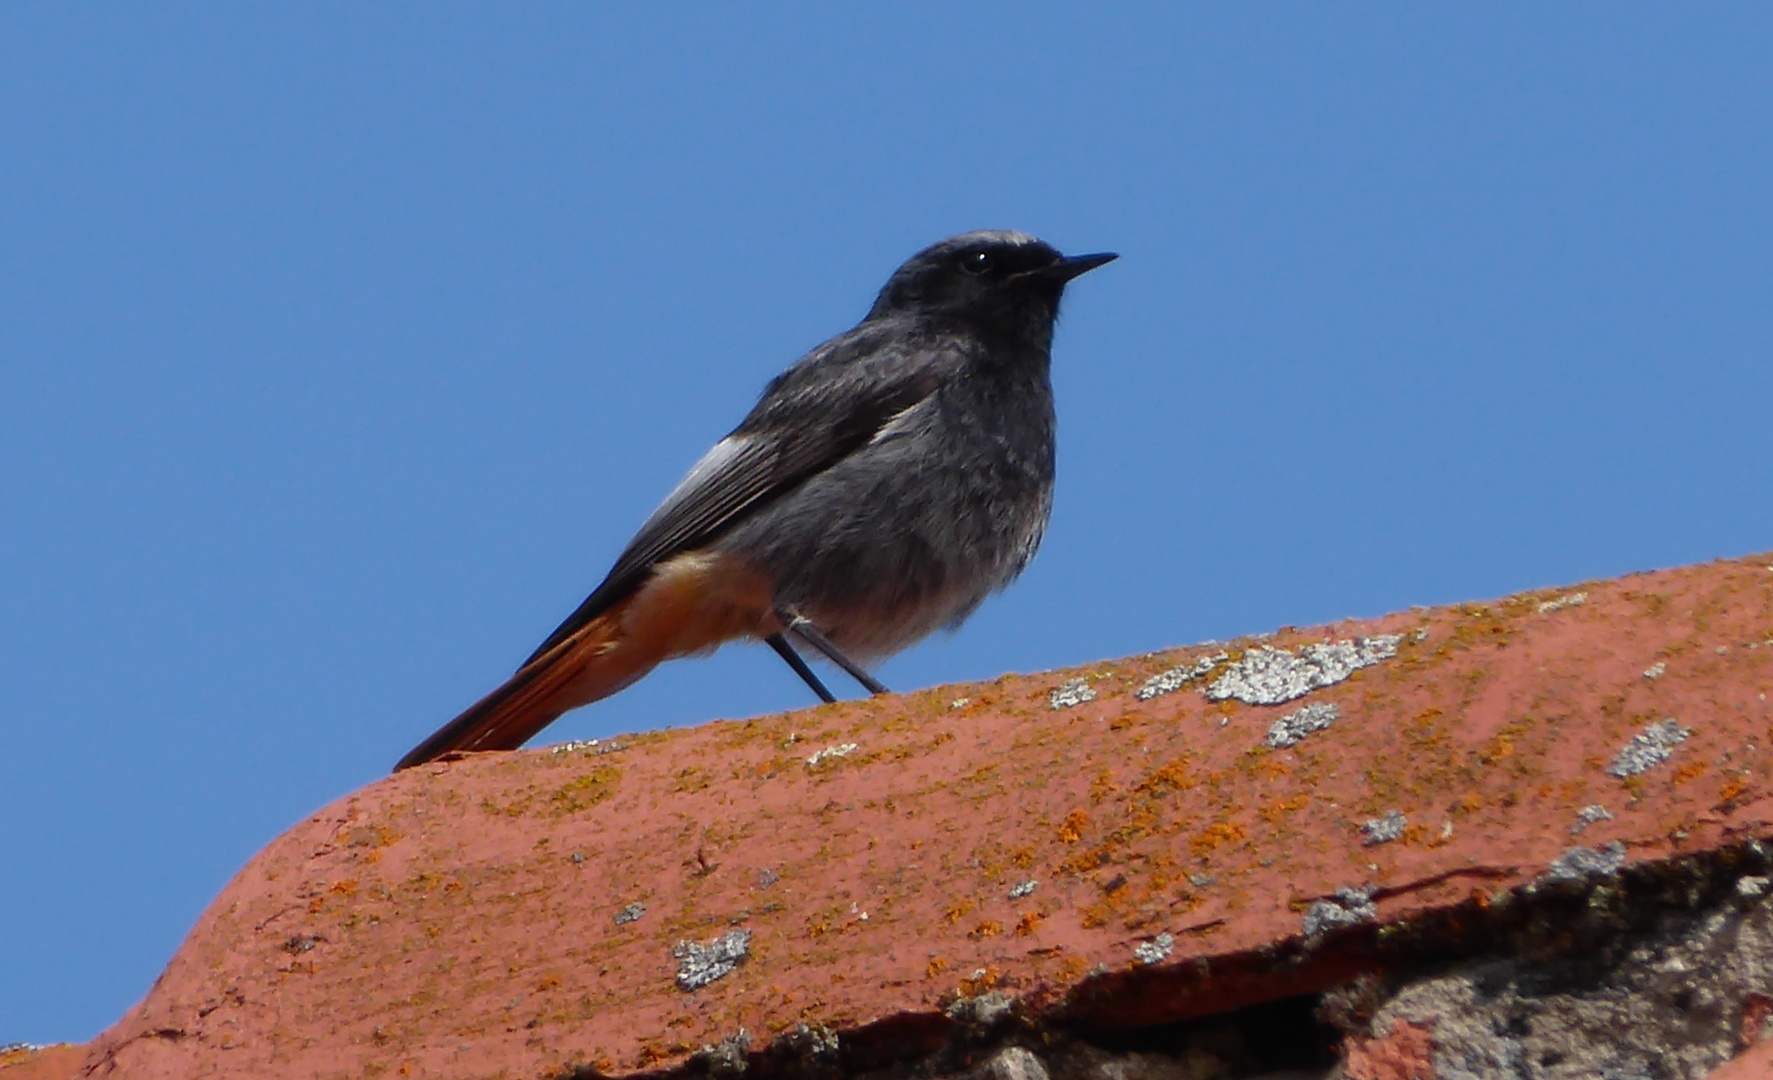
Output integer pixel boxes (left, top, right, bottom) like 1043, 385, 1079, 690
74, 553, 1773, 1078
1706, 1037, 1773, 1080
0, 1045, 84, 1080
1342, 1019, 1435, 1080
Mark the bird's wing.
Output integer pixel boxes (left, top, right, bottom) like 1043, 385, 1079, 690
519, 321, 954, 667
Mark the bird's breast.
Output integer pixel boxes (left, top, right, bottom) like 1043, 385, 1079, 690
719, 371, 1055, 659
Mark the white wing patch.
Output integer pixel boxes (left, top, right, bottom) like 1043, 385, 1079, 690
866, 400, 932, 445
642, 435, 753, 526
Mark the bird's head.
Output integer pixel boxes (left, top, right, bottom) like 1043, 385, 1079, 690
865, 231, 1116, 346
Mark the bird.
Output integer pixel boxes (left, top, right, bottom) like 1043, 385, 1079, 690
395, 230, 1115, 771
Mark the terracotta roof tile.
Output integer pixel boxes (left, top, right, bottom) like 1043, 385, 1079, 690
71, 553, 1773, 1078
0, 1045, 84, 1080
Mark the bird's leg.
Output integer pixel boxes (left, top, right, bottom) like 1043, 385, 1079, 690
765, 632, 837, 703
777, 609, 890, 696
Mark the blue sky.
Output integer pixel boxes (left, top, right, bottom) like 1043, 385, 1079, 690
4, 6, 1771, 1043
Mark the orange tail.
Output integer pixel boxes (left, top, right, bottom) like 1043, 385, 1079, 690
393, 595, 655, 770
394, 551, 775, 771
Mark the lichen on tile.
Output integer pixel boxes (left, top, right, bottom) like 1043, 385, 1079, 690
1537, 592, 1588, 613
1361, 810, 1407, 846
1049, 678, 1097, 709
1545, 842, 1627, 882
673, 929, 751, 991
1135, 652, 1228, 701
1571, 805, 1613, 835
1606, 719, 1690, 778
1265, 702, 1340, 748
1132, 932, 1174, 965
1303, 887, 1376, 936
1206, 636, 1402, 706
805, 743, 859, 768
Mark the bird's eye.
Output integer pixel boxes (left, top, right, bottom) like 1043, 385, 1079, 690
960, 250, 994, 275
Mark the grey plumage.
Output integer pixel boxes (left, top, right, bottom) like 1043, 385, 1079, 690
717, 301, 1061, 659
539, 229, 1109, 660
396, 230, 1112, 770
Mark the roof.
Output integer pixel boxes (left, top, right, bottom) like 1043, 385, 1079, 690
49, 552, 1773, 1078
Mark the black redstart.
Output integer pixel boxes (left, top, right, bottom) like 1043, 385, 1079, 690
396, 230, 1114, 771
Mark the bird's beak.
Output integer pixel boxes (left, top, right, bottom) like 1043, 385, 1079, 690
1038, 251, 1118, 282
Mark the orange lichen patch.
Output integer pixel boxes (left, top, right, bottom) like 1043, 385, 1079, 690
1133, 756, 1195, 797
941, 900, 977, 926
1717, 779, 1752, 809
1058, 809, 1089, 843
1090, 769, 1119, 802
1399, 823, 1434, 847
549, 764, 621, 812
343, 822, 402, 850
1060, 847, 1105, 876
1259, 795, 1311, 825
957, 957, 999, 993
74, 553, 1773, 1079
1672, 761, 1708, 785
1189, 821, 1247, 857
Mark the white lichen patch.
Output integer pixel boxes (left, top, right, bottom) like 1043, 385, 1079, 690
1265, 702, 1341, 748
1537, 591, 1588, 614
1606, 719, 1690, 778
1049, 678, 1097, 709
1008, 879, 1038, 899
1361, 810, 1407, 846
805, 743, 858, 768
1302, 887, 1376, 937
673, 929, 751, 991
614, 902, 646, 925
1133, 932, 1174, 965
1135, 652, 1229, 701
945, 991, 1014, 1027
1571, 805, 1614, 835
693, 1032, 753, 1075
1205, 636, 1402, 706
550, 738, 626, 756
1643, 661, 1667, 680
1545, 842, 1627, 882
